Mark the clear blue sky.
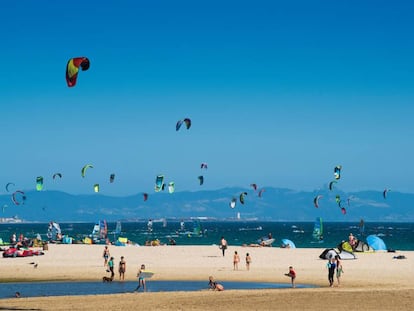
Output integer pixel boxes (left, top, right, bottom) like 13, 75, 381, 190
1, 0, 413, 196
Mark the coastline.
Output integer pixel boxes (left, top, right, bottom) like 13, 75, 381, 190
1, 244, 413, 310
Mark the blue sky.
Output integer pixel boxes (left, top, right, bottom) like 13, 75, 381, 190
1, 0, 414, 196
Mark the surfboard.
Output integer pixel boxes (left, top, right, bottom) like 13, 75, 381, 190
139, 271, 154, 279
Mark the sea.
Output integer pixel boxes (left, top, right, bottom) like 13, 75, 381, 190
1, 220, 414, 250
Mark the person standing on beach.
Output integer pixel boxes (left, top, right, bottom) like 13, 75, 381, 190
233, 251, 240, 270
119, 256, 126, 281
335, 255, 344, 286
220, 236, 228, 257
246, 253, 252, 271
284, 266, 296, 288
327, 257, 336, 287
108, 256, 115, 279
102, 246, 110, 267
135, 264, 147, 292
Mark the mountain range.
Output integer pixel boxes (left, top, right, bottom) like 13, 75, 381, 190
1, 187, 413, 223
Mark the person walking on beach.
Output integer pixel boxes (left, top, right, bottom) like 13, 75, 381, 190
103, 246, 110, 267
135, 264, 147, 292
284, 266, 296, 288
119, 256, 126, 281
220, 236, 228, 257
327, 257, 336, 287
108, 256, 115, 279
335, 255, 344, 286
233, 251, 240, 270
246, 253, 252, 271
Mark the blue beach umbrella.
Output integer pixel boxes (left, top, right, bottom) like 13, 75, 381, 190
366, 235, 387, 251
281, 238, 296, 249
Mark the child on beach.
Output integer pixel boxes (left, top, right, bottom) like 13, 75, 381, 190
246, 253, 252, 271
233, 251, 240, 270
208, 276, 224, 291
135, 264, 147, 292
284, 266, 296, 288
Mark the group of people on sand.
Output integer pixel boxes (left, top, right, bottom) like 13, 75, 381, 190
327, 255, 344, 287
102, 246, 148, 291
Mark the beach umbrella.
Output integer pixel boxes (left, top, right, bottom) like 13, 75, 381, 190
281, 238, 296, 249
366, 235, 387, 251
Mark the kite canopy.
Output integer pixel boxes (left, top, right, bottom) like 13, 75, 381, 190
366, 235, 387, 251
52, 173, 62, 179
198, 175, 204, 186
143, 193, 149, 201
313, 195, 322, 208
81, 164, 93, 178
5, 182, 15, 192
329, 180, 337, 191
12, 190, 26, 205
383, 188, 390, 199
110, 174, 115, 183
176, 118, 191, 131
239, 192, 247, 204
200, 163, 208, 169
334, 165, 342, 180
168, 182, 175, 194
229, 198, 237, 209
94, 184, 100, 193
250, 183, 257, 191
155, 175, 165, 192
312, 217, 323, 241
36, 176, 44, 191
258, 189, 265, 197
66, 57, 90, 87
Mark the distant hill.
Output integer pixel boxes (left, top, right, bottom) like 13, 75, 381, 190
1, 187, 413, 222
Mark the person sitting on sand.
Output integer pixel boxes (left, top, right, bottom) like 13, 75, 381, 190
284, 266, 296, 288
208, 276, 224, 291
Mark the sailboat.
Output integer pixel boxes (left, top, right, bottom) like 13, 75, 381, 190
312, 217, 324, 242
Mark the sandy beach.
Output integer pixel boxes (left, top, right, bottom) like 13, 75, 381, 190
1, 244, 413, 310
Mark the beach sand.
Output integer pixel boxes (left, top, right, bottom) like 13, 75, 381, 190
1, 244, 413, 310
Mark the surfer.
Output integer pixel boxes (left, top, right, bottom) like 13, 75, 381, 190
135, 264, 147, 292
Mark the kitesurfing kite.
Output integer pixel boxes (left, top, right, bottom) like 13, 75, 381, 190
36, 176, 44, 191
312, 217, 323, 241
200, 163, 208, 169
334, 165, 342, 180
329, 180, 337, 191
2, 204, 8, 213
198, 175, 204, 186
81, 164, 93, 178
5, 182, 15, 192
250, 183, 258, 191
230, 198, 237, 209
52, 173, 62, 179
239, 192, 247, 204
110, 174, 115, 183
168, 182, 175, 194
94, 184, 100, 193
313, 195, 323, 208
176, 118, 191, 131
383, 188, 390, 199
143, 193, 149, 201
155, 175, 165, 192
258, 189, 265, 198
12, 190, 26, 205
66, 57, 90, 87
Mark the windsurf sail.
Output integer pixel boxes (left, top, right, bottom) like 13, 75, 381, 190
312, 217, 323, 241
359, 219, 365, 237
91, 220, 108, 241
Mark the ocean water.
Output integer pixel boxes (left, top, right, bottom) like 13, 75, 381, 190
0, 281, 317, 299
1, 221, 414, 250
